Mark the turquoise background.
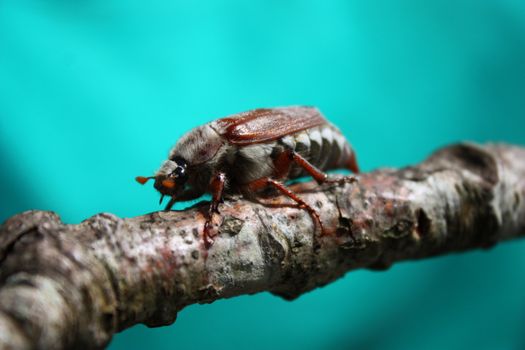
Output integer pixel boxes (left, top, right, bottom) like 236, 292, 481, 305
1, 1, 525, 349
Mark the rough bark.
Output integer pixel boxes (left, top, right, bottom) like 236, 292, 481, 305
0, 143, 524, 349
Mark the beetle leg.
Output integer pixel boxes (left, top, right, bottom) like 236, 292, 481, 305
272, 148, 294, 179
247, 177, 325, 235
291, 152, 357, 185
203, 172, 226, 248
165, 196, 177, 211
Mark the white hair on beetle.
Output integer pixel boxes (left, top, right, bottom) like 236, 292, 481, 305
170, 125, 224, 166
237, 143, 276, 183
157, 160, 177, 176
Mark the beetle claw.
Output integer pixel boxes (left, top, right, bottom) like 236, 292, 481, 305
164, 196, 176, 211
203, 220, 216, 249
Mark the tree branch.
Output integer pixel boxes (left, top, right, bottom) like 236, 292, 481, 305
0, 143, 524, 349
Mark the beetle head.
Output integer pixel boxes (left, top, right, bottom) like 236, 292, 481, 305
136, 156, 189, 205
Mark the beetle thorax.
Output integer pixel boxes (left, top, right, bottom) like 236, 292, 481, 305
170, 124, 225, 166
163, 124, 228, 197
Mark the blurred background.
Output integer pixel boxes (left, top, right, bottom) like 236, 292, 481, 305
1, 0, 525, 349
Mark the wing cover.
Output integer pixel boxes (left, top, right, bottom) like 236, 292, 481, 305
211, 106, 327, 145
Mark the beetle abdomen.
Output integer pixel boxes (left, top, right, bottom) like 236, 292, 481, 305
280, 123, 355, 179
225, 122, 356, 186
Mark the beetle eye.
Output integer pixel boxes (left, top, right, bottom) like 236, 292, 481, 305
173, 166, 185, 177
168, 156, 188, 183
170, 166, 187, 184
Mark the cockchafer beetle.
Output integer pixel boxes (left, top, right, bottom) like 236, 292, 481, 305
137, 106, 359, 247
